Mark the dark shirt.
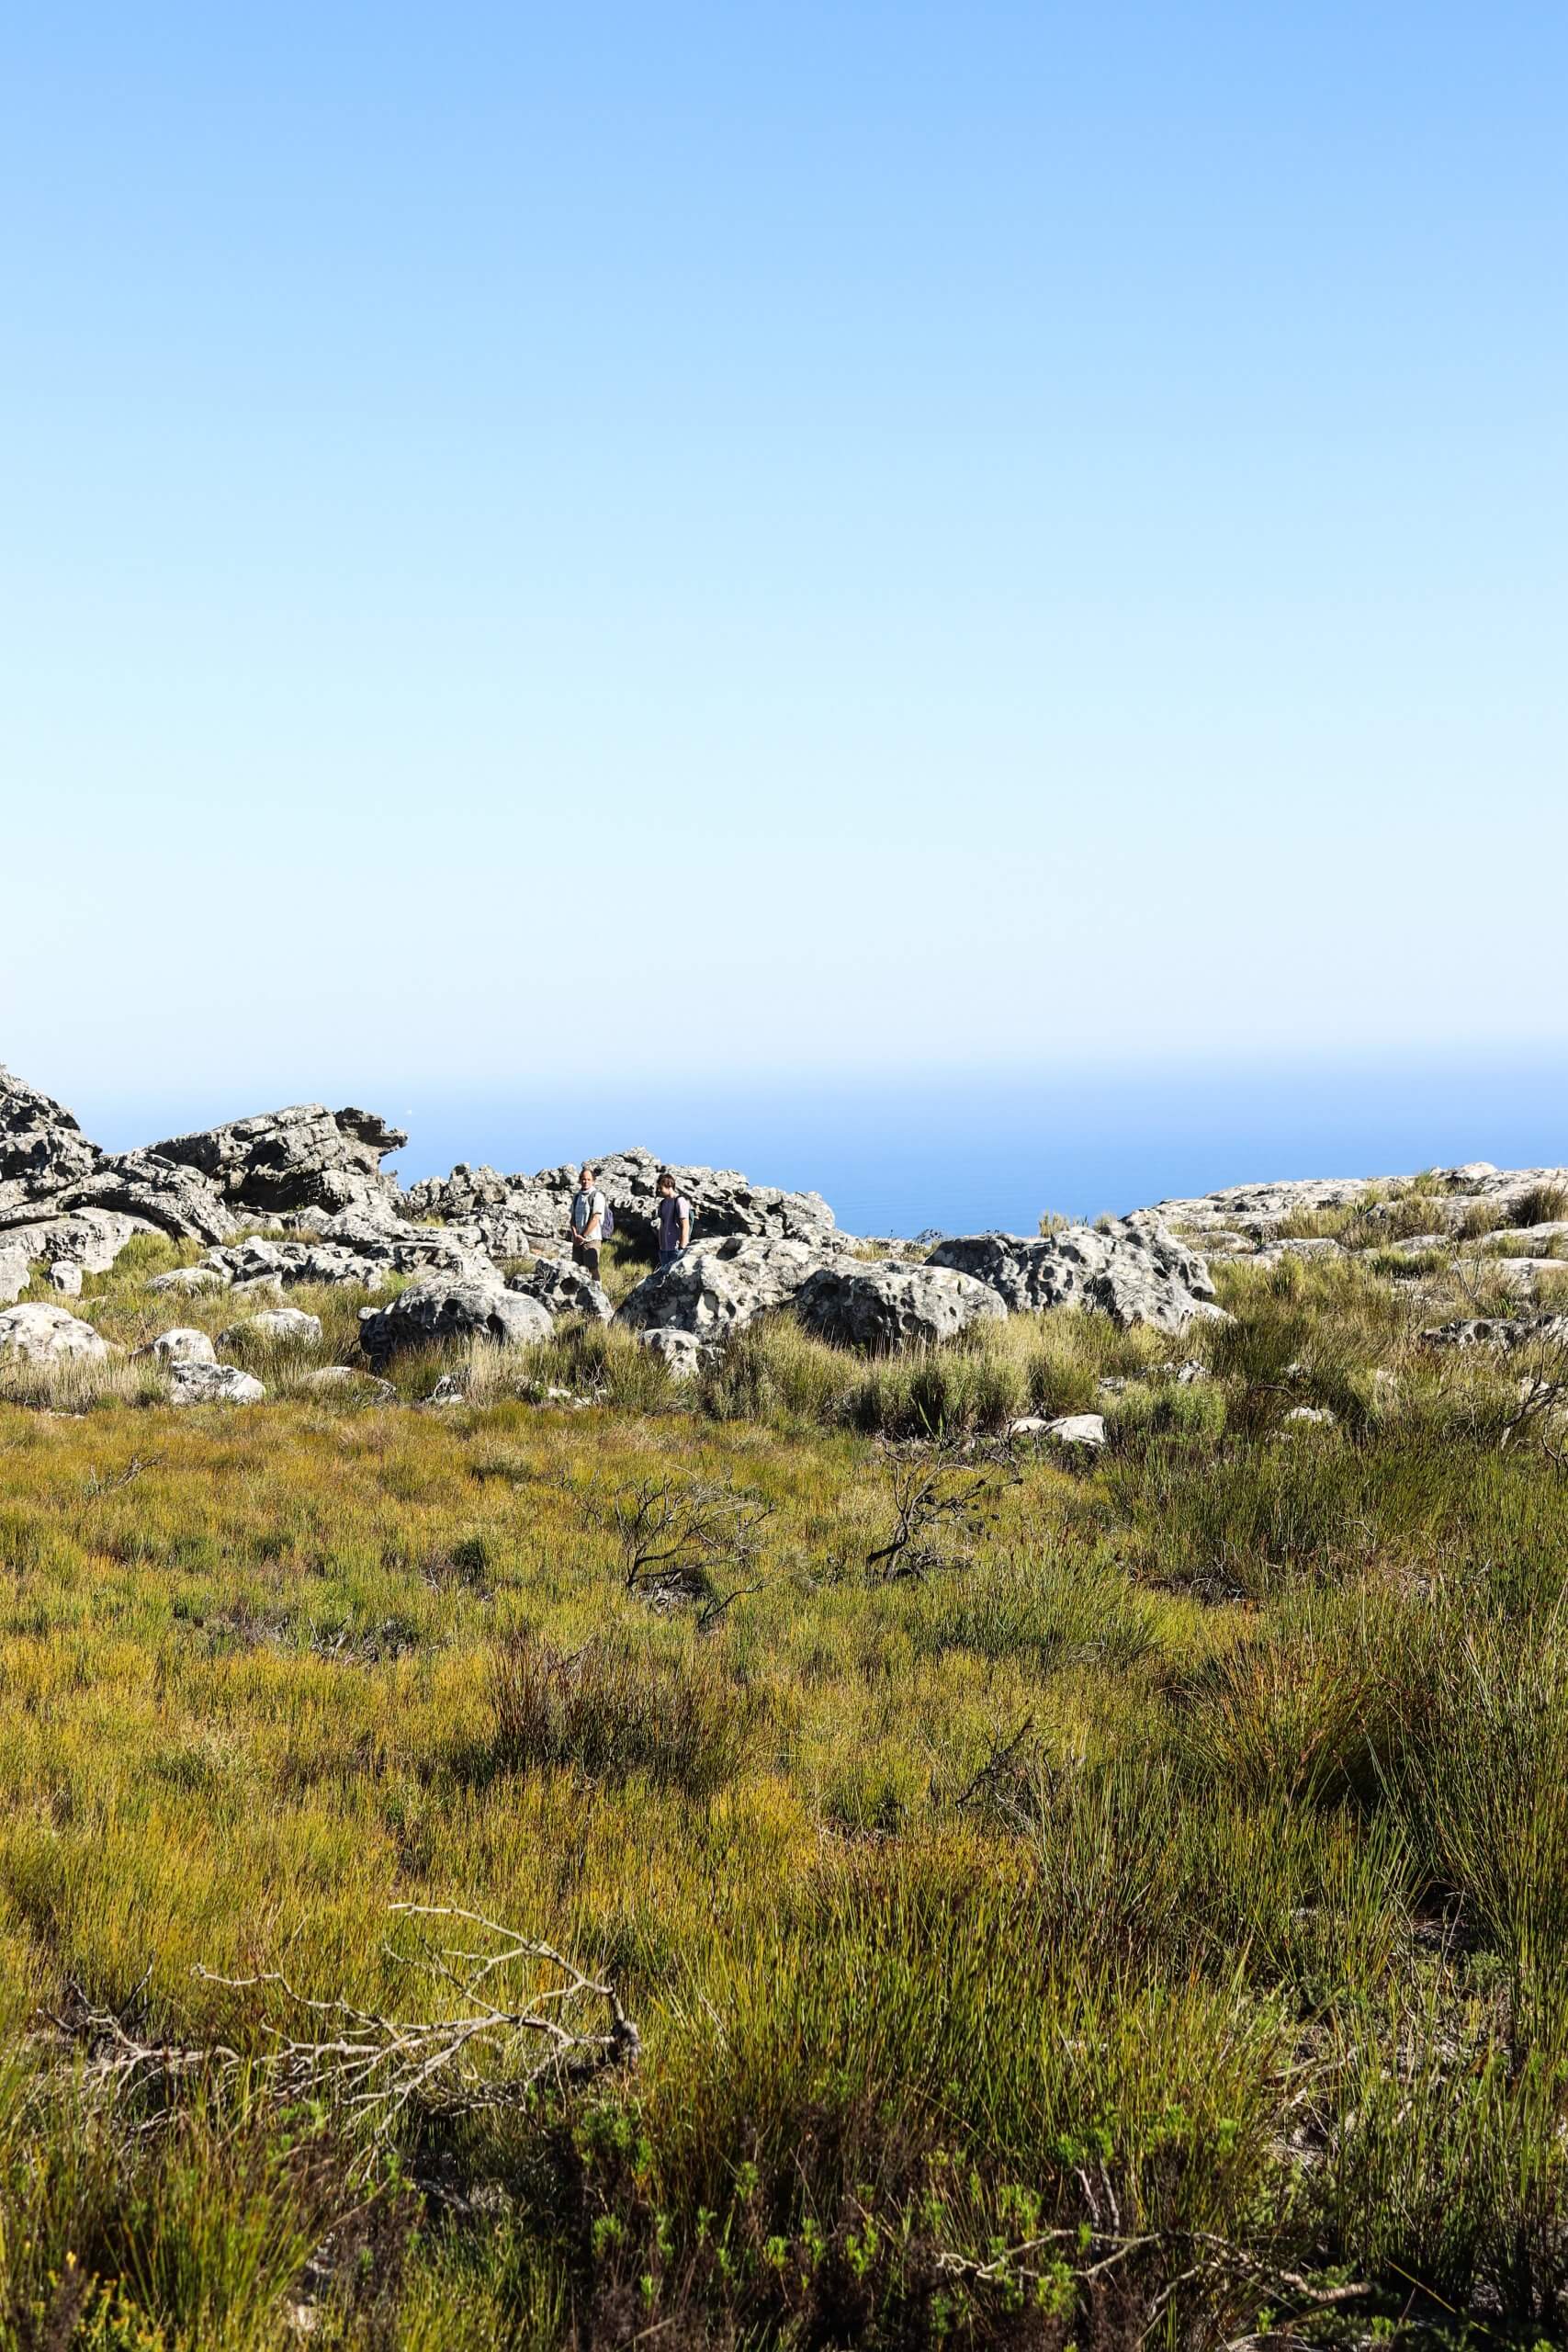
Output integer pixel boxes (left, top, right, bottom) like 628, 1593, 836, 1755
656, 1194, 691, 1252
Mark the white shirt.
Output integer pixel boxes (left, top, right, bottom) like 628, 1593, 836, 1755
571, 1186, 606, 1238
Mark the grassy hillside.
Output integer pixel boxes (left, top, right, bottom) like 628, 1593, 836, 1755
1, 1231, 1567, 2348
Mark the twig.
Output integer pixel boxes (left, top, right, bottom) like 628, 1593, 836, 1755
82, 1453, 161, 1498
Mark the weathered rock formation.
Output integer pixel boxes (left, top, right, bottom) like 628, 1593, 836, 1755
147, 1104, 407, 1222
508, 1258, 614, 1325
0, 1302, 112, 1364
0, 1068, 104, 1215
794, 1261, 1007, 1351
224, 1307, 322, 1348
168, 1362, 265, 1406
405, 1148, 838, 1257
148, 1328, 218, 1365
1155, 1164, 1568, 1245
930, 1217, 1219, 1336
358, 1278, 553, 1366
615, 1236, 828, 1340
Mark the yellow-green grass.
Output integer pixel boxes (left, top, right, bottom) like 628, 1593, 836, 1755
3, 1243, 1568, 2343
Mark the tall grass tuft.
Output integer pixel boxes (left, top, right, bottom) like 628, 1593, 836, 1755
484, 1630, 764, 1796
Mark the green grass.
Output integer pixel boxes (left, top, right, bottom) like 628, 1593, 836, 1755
2, 1240, 1568, 2343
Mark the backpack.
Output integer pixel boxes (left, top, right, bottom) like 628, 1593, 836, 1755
601, 1201, 615, 1240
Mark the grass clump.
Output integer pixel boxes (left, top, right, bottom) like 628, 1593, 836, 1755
484, 1629, 764, 1795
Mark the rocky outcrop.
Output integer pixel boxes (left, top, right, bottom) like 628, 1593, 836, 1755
0, 1070, 235, 1247
794, 1261, 1007, 1351
615, 1236, 829, 1340
1419, 1313, 1568, 1351
193, 1227, 491, 1295
147, 1103, 407, 1221
23, 1152, 239, 1246
0, 1068, 104, 1216
357, 1278, 553, 1366
930, 1218, 1219, 1336
1154, 1164, 1568, 1244
0, 1302, 111, 1363
0, 1207, 159, 1274
405, 1148, 839, 1257
508, 1258, 614, 1324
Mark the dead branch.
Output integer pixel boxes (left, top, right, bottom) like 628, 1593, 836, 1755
196, 1905, 637, 2151
82, 1453, 161, 1498
953, 1713, 1038, 1818
34, 1909, 637, 2165
933, 2216, 1370, 2324
34, 1970, 240, 2098
1499, 1334, 1568, 1455
606, 1475, 773, 1597
695, 1580, 764, 1633
864, 1442, 997, 1582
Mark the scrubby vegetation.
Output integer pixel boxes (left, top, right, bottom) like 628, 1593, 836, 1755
2, 1235, 1568, 2346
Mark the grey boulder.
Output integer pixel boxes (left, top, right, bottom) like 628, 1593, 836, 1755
1010, 1411, 1107, 1450
358, 1278, 553, 1365
0, 1245, 29, 1306
299, 1365, 397, 1402
0, 1302, 112, 1363
167, 1361, 265, 1406
148, 1264, 231, 1296
148, 1327, 218, 1365
615, 1236, 828, 1339
223, 1307, 323, 1348
930, 1218, 1218, 1336
794, 1261, 1007, 1351
635, 1328, 712, 1381
508, 1258, 613, 1324
0, 1207, 159, 1274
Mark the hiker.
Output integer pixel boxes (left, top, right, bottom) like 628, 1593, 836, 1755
570, 1163, 607, 1279
655, 1168, 693, 1270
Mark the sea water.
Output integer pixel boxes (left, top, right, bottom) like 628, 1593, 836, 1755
94, 1051, 1566, 1241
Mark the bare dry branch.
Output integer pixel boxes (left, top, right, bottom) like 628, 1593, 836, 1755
865, 1441, 997, 1582
34, 1908, 637, 2169
606, 1475, 773, 1599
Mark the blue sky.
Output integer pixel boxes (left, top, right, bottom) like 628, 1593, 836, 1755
3, 5, 1564, 1201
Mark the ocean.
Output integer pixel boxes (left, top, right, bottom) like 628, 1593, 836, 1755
87, 1051, 1566, 1240
363, 1052, 1568, 1238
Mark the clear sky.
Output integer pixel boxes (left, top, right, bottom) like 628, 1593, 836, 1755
4, 5, 1565, 1175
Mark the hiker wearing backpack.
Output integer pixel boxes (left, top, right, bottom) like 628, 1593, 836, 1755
570, 1164, 610, 1279
655, 1169, 693, 1270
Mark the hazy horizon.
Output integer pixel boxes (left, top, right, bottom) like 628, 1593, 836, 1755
57, 1045, 1567, 1239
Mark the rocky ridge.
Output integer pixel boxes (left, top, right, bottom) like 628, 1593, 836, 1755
0, 1065, 1562, 1381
